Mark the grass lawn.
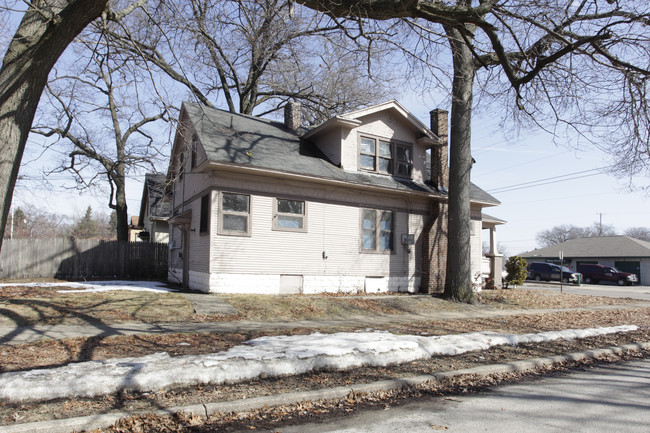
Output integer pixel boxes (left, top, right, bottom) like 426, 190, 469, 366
0, 286, 194, 326
0, 280, 638, 327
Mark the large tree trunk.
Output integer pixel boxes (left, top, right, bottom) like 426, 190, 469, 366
443, 26, 477, 302
0, 0, 109, 252
113, 169, 129, 242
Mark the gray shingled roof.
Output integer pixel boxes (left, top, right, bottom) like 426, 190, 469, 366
424, 158, 501, 205
520, 236, 650, 258
185, 102, 499, 204
482, 213, 506, 225
142, 173, 171, 220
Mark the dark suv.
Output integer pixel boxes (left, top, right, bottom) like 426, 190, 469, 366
577, 264, 638, 286
527, 262, 580, 284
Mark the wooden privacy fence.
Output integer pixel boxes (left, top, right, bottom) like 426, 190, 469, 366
0, 238, 168, 280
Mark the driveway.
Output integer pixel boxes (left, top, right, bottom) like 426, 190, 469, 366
523, 281, 650, 301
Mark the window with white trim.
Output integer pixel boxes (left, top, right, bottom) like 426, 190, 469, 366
361, 209, 393, 253
274, 199, 307, 232
359, 135, 413, 178
220, 193, 250, 235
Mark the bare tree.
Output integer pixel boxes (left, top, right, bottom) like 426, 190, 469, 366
536, 224, 582, 247
536, 222, 617, 247
3, 205, 70, 239
31, 19, 170, 241
296, 0, 650, 302
104, 0, 393, 122
0, 0, 147, 252
623, 227, 650, 242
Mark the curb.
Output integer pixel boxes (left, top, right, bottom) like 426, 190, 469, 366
2, 341, 649, 433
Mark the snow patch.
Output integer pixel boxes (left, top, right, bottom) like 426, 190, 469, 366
0, 325, 637, 403
0, 280, 175, 293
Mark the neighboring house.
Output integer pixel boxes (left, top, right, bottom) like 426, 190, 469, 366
520, 236, 650, 285
128, 216, 143, 242
137, 173, 171, 243
166, 100, 501, 294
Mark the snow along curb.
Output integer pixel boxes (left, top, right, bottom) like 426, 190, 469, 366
0, 326, 637, 402
2, 341, 649, 433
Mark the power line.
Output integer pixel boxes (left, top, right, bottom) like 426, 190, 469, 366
472, 136, 513, 153
487, 167, 607, 194
473, 150, 573, 179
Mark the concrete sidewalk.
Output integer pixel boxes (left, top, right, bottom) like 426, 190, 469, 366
2, 302, 650, 345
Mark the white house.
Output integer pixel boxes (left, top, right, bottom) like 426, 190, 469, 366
137, 173, 171, 243
166, 100, 501, 294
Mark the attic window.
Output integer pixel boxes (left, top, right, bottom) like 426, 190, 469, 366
359, 135, 412, 178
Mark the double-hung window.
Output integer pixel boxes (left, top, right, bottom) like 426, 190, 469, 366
395, 143, 413, 177
361, 209, 393, 253
220, 193, 250, 235
359, 135, 413, 178
274, 199, 307, 232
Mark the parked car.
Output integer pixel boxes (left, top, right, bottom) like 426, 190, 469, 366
576, 264, 638, 286
527, 262, 581, 284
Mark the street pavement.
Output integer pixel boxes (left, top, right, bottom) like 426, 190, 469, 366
264, 358, 650, 433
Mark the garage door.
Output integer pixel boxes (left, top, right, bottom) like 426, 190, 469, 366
615, 261, 641, 283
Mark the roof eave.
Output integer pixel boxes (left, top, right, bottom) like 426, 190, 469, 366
201, 160, 447, 200
341, 100, 437, 141
302, 117, 362, 140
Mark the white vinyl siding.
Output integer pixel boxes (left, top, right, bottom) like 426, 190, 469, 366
208, 188, 425, 283
190, 193, 212, 273
470, 218, 483, 280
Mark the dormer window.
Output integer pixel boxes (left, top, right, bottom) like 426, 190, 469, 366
359, 135, 413, 178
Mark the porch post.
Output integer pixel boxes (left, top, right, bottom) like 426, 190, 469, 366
486, 226, 503, 287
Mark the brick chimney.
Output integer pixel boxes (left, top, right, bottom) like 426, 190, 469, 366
284, 101, 302, 131
429, 108, 449, 190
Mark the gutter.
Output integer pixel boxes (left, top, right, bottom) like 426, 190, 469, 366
198, 160, 449, 202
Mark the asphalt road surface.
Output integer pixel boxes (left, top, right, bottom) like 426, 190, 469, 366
260, 358, 650, 433
522, 281, 650, 300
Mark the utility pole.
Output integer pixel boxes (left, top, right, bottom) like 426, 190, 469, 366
597, 213, 604, 236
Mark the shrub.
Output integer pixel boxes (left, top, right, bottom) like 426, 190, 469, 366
505, 256, 528, 288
